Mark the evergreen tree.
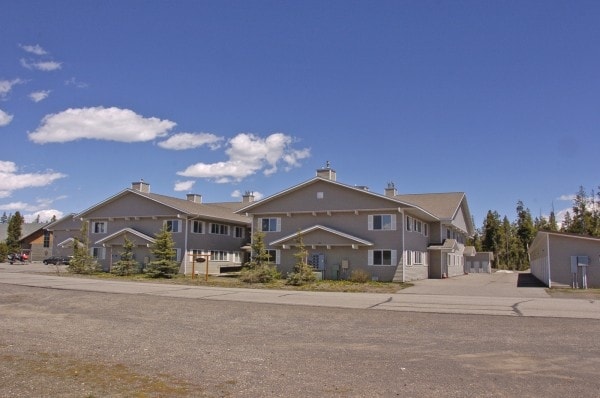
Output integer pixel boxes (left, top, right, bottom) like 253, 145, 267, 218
286, 233, 316, 286
111, 236, 139, 276
146, 226, 179, 278
481, 210, 501, 265
5, 211, 24, 253
34, 214, 41, 223
569, 186, 593, 235
561, 211, 572, 232
515, 201, 535, 270
240, 231, 280, 283
548, 208, 559, 232
0, 212, 7, 223
50, 214, 57, 223
68, 222, 100, 274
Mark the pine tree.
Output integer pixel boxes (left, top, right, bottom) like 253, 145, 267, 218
5, 211, 24, 253
111, 236, 139, 276
515, 201, 535, 270
68, 222, 100, 274
548, 208, 558, 232
569, 186, 593, 235
481, 210, 501, 265
240, 231, 280, 283
561, 211, 573, 232
146, 226, 179, 278
286, 233, 316, 286
0, 212, 7, 223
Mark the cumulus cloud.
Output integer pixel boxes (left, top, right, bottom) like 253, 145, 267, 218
0, 160, 66, 198
28, 106, 177, 144
158, 132, 223, 150
177, 132, 310, 183
29, 90, 51, 102
0, 109, 14, 126
0, 78, 25, 99
174, 180, 195, 192
557, 194, 576, 201
20, 58, 62, 71
19, 44, 48, 55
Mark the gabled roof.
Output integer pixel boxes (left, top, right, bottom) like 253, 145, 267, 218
0, 222, 49, 241
532, 230, 600, 244
77, 189, 250, 224
395, 192, 467, 220
95, 228, 156, 245
237, 177, 438, 220
428, 238, 460, 251
270, 224, 373, 247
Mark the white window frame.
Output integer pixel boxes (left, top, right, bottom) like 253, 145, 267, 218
368, 249, 397, 266
368, 214, 396, 231
424, 223, 429, 237
406, 216, 412, 231
406, 250, 412, 266
165, 220, 181, 233
210, 223, 230, 235
91, 247, 106, 260
266, 249, 280, 264
192, 220, 204, 234
260, 218, 281, 232
414, 251, 423, 265
92, 221, 107, 234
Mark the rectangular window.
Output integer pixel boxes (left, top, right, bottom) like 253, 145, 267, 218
424, 223, 429, 237
210, 223, 230, 235
92, 221, 106, 234
406, 250, 412, 266
234, 226, 244, 238
414, 251, 423, 264
369, 214, 395, 231
91, 247, 106, 260
406, 216, 412, 231
414, 220, 422, 234
260, 218, 280, 232
192, 220, 203, 234
210, 250, 228, 261
265, 249, 280, 264
165, 220, 181, 233
43, 230, 50, 248
368, 249, 397, 266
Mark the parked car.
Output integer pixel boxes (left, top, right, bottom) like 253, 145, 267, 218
43, 256, 71, 265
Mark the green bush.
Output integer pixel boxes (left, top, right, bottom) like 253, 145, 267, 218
240, 264, 281, 283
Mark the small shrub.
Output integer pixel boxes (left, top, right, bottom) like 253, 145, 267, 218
349, 269, 370, 283
240, 264, 281, 283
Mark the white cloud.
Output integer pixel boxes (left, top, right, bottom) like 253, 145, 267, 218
0, 109, 14, 126
19, 44, 48, 55
174, 180, 195, 192
0, 78, 25, 99
29, 90, 51, 102
28, 106, 177, 144
0, 160, 66, 198
557, 194, 575, 201
21, 58, 62, 71
158, 132, 223, 150
65, 77, 89, 88
177, 133, 310, 183
24, 209, 64, 223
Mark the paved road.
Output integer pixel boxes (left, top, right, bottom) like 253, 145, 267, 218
1, 264, 598, 320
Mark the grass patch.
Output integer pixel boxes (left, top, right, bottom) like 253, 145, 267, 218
56, 271, 412, 293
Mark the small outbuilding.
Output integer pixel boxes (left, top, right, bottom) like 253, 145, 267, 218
528, 231, 600, 288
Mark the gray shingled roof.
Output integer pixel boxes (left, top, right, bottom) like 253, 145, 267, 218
0, 223, 48, 241
394, 192, 466, 220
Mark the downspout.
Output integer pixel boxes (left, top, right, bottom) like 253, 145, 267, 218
401, 210, 405, 282
545, 233, 551, 288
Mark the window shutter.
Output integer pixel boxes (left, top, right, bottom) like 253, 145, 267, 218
276, 218, 281, 232
368, 215, 373, 230
275, 249, 281, 265
368, 250, 374, 265
390, 214, 396, 230
391, 250, 397, 266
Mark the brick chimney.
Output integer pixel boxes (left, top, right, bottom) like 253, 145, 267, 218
316, 161, 336, 181
131, 180, 150, 193
186, 193, 202, 203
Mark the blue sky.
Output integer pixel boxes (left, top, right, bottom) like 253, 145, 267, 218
1, 1, 599, 227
